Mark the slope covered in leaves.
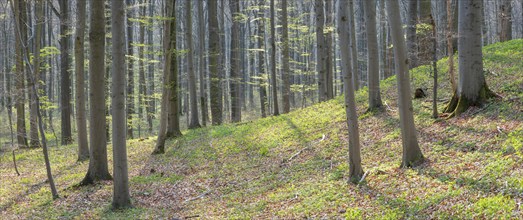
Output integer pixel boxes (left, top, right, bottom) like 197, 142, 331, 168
1, 39, 522, 219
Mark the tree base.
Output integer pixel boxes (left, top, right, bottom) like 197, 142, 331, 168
443, 84, 498, 118
401, 155, 425, 168
79, 170, 112, 186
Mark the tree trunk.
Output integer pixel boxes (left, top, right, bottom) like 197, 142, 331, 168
111, 0, 132, 209
431, 17, 439, 119
338, 0, 364, 183
444, 0, 496, 117
230, 0, 242, 122
325, 0, 334, 100
209, 0, 223, 125
282, 0, 291, 113
406, 0, 418, 69
348, 0, 359, 91
80, 0, 112, 185
499, 0, 512, 42
387, 0, 424, 168
29, 0, 44, 149
14, 0, 28, 148
75, 0, 89, 161
59, 0, 72, 145
198, 0, 208, 126
126, 0, 135, 139
185, 0, 200, 128
257, 0, 268, 118
147, 0, 155, 133
363, 0, 383, 110
315, 0, 326, 102
138, 0, 147, 137
270, 0, 279, 116
165, 0, 182, 139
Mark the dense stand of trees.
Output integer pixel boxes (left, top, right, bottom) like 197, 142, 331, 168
0, 0, 521, 205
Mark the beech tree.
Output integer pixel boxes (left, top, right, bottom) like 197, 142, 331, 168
386, 0, 425, 167
443, 0, 497, 117
282, 0, 291, 113
186, 0, 200, 128
81, 0, 112, 185
363, 0, 383, 110
75, 0, 89, 161
209, 0, 223, 125
338, 0, 364, 183
111, 0, 131, 208
270, 0, 279, 115
59, 0, 72, 145
230, 0, 242, 122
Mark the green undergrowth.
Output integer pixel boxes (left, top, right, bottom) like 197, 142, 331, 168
1, 40, 522, 219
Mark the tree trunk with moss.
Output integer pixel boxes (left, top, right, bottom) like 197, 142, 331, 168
443, 0, 496, 117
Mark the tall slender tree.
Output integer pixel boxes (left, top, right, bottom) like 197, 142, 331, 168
363, 0, 383, 110
153, 0, 181, 154
315, 0, 326, 102
197, 0, 208, 126
270, 0, 279, 115
406, 0, 418, 69
338, 0, 364, 183
209, 0, 222, 125
81, 0, 112, 185
257, 0, 268, 118
386, 0, 425, 168
111, 0, 132, 209
348, 0, 359, 91
281, 0, 291, 113
126, 0, 135, 139
186, 0, 201, 128
59, 0, 72, 145
230, 0, 242, 122
13, 0, 28, 148
75, 0, 89, 160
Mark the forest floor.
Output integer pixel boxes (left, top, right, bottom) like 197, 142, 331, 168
1, 40, 523, 219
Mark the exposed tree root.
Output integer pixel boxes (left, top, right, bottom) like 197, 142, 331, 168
444, 83, 499, 119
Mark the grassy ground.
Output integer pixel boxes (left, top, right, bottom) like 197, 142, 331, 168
1, 40, 522, 219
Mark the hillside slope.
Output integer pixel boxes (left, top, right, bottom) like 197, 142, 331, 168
1, 39, 522, 219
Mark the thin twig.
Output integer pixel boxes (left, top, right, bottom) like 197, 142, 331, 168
184, 190, 211, 203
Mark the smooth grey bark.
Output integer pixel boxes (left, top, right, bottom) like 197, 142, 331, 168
198, 0, 208, 126
282, 0, 291, 113
111, 0, 131, 209
146, 0, 155, 133
186, 0, 201, 128
270, 0, 279, 116
230, 0, 242, 122
257, 0, 268, 118
386, 0, 424, 168
499, 0, 512, 42
138, 0, 146, 137
81, 0, 112, 185
348, 0, 359, 91
14, 0, 28, 148
363, 0, 383, 110
209, 0, 222, 125
431, 16, 438, 119
406, 0, 418, 69
29, 0, 44, 149
165, 0, 182, 140
315, 0, 326, 102
74, 0, 89, 161
325, 0, 334, 100
126, 0, 135, 139
59, 0, 72, 145
338, 0, 364, 183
